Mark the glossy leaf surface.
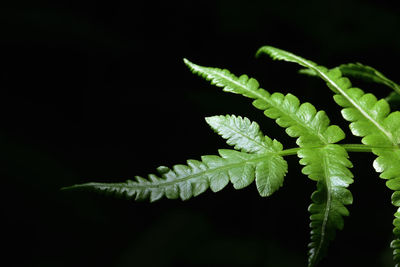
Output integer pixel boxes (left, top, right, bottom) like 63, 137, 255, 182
257, 45, 400, 265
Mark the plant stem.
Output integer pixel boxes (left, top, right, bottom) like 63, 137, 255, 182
340, 144, 373, 153
279, 144, 393, 156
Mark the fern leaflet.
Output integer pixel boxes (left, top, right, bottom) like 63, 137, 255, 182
299, 145, 353, 266
257, 45, 400, 265
63, 120, 288, 200
205, 114, 281, 154
299, 62, 400, 95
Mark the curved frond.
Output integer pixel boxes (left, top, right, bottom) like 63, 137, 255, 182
205, 114, 281, 154
299, 63, 400, 95
257, 45, 400, 264
337, 63, 400, 95
185, 57, 353, 266
63, 149, 288, 201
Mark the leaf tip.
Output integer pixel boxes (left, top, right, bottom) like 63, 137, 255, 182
204, 115, 217, 128
255, 46, 270, 58
60, 183, 88, 191
183, 58, 195, 69
60, 186, 71, 191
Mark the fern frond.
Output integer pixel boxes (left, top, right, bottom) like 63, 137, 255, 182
256, 46, 400, 146
205, 115, 281, 154
185, 57, 353, 266
184, 58, 345, 147
299, 145, 353, 266
257, 45, 400, 264
183, 58, 265, 99
337, 63, 400, 96
298, 68, 318, 77
63, 148, 288, 201
299, 63, 400, 95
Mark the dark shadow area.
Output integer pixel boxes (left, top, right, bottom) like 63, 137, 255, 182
2, 0, 400, 266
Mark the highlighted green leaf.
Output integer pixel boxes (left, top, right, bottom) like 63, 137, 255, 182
299, 145, 353, 266
63, 149, 288, 201
205, 114, 281, 154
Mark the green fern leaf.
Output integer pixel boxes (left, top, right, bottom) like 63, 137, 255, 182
257, 46, 400, 149
339, 63, 400, 93
298, 68, 319, 77
299, 63, 400, 95
256, 46, 400, 145
257, 45, 400, 264
184, 58, 345, 147
299, 63, 400, 111
205, 114, 282, 154
253, 93, 346, 146
336, 63, 400, 109
185, 58, 353, 266
63, 148, 288, 201
183, 58, 265, 99
299, 145, 353, 266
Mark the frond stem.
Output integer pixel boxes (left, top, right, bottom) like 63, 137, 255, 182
279, 144, 394, 156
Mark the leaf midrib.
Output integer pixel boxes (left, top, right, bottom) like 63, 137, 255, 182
218, 120, 273, 153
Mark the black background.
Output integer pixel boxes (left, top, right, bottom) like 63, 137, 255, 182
2, 0, 400, 266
